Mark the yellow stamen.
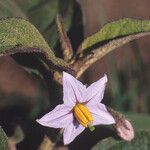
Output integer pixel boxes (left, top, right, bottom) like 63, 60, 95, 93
73, 103, 93, 127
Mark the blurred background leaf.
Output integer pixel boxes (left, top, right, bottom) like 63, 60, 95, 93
27, 0, 75, 50
126, 113, 150, 129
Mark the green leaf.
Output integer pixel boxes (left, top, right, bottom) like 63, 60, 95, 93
79, 18, 150, 55
0, 0, 75, 50
0, 18, 73, 73
0, 127, 8, 150
91, 130, 150, 150
74, 31, 150, 78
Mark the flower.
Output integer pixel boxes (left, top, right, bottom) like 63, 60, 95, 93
116, 119, 134, 141
36, 72, 115, 145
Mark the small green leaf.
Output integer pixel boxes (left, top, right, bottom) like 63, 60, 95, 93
79, 18, 150, 55
0, 18, 73, 73
92, 130, 150, 150
0, 127, 8, 150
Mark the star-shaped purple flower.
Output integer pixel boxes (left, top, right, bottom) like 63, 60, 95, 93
36, 72, 115, 145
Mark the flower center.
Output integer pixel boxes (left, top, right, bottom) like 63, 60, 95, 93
73, 103, 94, 128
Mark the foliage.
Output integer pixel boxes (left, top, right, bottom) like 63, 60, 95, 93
73, 19, 150, 78
79, 18, 150, 55
92, 130, 150, 150
0, 0, 75, 49
0, 18, 72, 72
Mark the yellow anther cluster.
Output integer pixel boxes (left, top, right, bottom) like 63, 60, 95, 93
73, 103, 93, 127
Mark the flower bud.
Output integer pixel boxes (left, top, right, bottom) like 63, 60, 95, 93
116, 119, 134, 141
106, 107, 134, 141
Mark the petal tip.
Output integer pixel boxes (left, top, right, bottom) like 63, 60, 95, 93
63, 71, 67, 75
36, 118, 43, 125
103, 74, 108, 83
63, 71, 75, 83
63, 71, 72, 78
63, 140, 70, 145
63, 134, 71, 145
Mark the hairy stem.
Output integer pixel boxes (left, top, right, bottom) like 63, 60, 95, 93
56, 15, 73, 61
72, 32, 150, 78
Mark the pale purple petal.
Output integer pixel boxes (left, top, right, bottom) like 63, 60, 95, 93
83, 74, 107, 104
86, 103, 115, 126
63, 120, 85, 145
36, 104, 73, 128
63, 72, 86, 105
